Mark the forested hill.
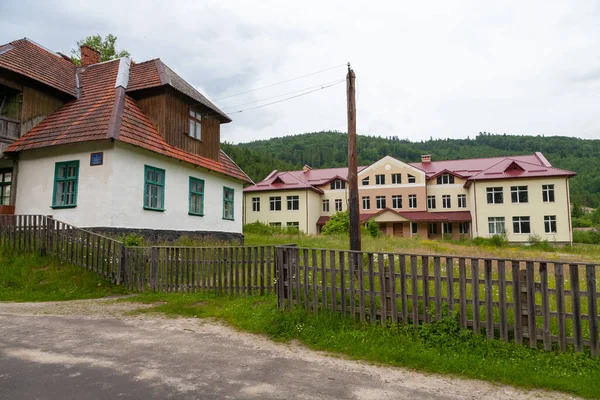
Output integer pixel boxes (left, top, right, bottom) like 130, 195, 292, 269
222, 131, 600, 207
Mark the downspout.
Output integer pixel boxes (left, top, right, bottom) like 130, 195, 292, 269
566, 177, 572, 245
473, 181, 479, 237
305, 189, 309, 234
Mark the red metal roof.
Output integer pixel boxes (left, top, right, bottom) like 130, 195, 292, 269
0, 39, 77, 97
431, 211, 472, 222
4, 53, 251, 184
316, 213, 374, 226
397, 211, 448, 222
465, 158, 574, 182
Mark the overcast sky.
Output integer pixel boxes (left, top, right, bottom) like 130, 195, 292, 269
1, 0, 599, 144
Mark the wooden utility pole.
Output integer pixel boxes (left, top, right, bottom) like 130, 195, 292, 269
347, 63, 361, 252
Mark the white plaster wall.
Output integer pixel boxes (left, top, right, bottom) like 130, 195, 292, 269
111, 142, 243, 233
473, 177, 571, 243
15, 141, 114, 227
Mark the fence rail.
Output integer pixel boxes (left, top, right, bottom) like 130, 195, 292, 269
0, 215, 275, 294
277, 246, 600, 356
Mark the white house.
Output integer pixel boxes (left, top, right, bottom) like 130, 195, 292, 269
0, 39, 252, 242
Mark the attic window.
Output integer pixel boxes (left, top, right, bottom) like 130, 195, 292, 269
0, 85, 21, 120
189, 109, 202, 140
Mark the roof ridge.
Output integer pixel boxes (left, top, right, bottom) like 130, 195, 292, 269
22, 37, 62, 59
219, 149, 253, 184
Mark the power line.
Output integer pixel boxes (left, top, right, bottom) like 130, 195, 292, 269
226, 80, 345, 114
215, 63, 347, 101
222, 79, 346, 111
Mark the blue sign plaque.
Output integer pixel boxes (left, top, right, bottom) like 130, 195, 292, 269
90, 152, 103, 166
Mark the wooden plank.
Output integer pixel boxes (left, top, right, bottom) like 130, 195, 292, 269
378, 253, 387, 326
388, 254, 398, 325
254, 247, 259, 294
399, 255, 407, 323
411, 255, 419, 328
459, 257, 467, 329
446, 257, 454, 313
234, 248, 239, 295
485, 259, 494, 340
422, 256, 429, 323
540, 262, 552, 351
266, 247, 272, 295
570, 264, 583, 351
312, 250, 319, 312
358, 253, 366, 323
526, 261, 536, 349
434, 256, 442, 320
471, 259, 480, 335
293, 248, 301, 305
330, 250, 337, 311
498, 260, 508, 343
511, 261, 523, 345
348, 252, 355, 318
367, 253, 376, 324
339, 251, 346, 316
286, 248, 293, 305
554, 263, 566, 352
304, 249, 310, 309
321, 250, 328, 309
259, 246, 265, 295
587, 264, 598, 357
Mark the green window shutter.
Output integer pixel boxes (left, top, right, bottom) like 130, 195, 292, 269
52, 160, 79, 208
143, 165, 165, 211
189, 176, 205, 216
223, 187, 234, 220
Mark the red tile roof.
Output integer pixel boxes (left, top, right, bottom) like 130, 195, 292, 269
0, 39, 77, 97
3, 48, 251, 184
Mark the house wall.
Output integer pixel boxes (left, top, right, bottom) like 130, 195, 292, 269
134, 88, 221, 161
20, 84, 65, 136
111, 142, 242, 233
15, 141, 115, 226
472, 177, 571, 243
15, 141, 244, 235
244, 189, 315, 233
319, 186, 349, 215
425, 176, 470, 212
358, 156, 427, 212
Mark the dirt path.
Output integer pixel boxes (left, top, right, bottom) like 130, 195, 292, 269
0, 299, 580, 400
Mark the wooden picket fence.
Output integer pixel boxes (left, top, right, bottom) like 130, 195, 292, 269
0, 214, 275, 294
276, 246, 600, 356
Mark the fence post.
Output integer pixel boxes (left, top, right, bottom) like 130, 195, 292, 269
118, 246, 127, 287
276, 247, 289, 309
150, 247, 159, 291
42, 215, 52, 256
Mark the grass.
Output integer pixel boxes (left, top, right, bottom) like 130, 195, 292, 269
243, 232, 600, 262
0, 247, 126, 301
125, 292, 600, 399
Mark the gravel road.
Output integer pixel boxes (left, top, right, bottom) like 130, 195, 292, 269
0, 299, 580, 399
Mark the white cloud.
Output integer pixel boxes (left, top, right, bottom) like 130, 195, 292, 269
1, 0, 599, 143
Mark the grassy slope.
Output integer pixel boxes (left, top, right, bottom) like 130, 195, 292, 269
126, 292, 600, 399
244, 232, 600, 262
0, 248, 126, 302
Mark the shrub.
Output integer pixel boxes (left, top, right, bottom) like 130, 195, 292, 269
123, 233, 144, 246
243, 221, 274, 235
322, 211, 350, 235
366, 218, 380, 238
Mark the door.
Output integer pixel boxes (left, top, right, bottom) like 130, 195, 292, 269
393, 222, 403, 237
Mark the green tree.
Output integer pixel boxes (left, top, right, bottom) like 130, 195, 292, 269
71, 34, 130, 66
322, 211, 350, 235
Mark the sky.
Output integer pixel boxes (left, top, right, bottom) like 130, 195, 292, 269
1, 0, 599, 144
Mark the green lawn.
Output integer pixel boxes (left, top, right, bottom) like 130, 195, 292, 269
125, 292, 600, 399
0, 247, 126, 302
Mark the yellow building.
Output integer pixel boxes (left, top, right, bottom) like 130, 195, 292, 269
243, 153, 575, 244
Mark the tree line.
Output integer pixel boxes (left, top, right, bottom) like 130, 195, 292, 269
223, 131, 600, 208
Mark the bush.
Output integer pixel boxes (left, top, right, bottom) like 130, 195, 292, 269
243, 221, 275, 235
471, 233, 508, 247
573, 228, 600, 244
123, 233, 144, 246
322, 211, 350, 235
366, 218, 380, 238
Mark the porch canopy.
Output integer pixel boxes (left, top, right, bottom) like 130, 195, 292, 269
316, 210, 471, 226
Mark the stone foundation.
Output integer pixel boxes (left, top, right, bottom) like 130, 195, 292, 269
86, 227, 244, 246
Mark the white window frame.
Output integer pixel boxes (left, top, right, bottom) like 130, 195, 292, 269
376, 195, 386, 209
459, 222, 469, 234
486, 187, 503, 204
269, 196, 281, 211
361, 177, 369, 186
408, 194, 417, 209
544, 215, 557, 233
252, 197, 260, 212
442, 195, 451, 209
436, 174, 455, 185
392, 195, 402, 209
322, 199, 329, 212
457, 194, 467, 208
427, 195, 436, 209
391, 173, 401, 184
488, 217, 505, 234
362, 196, 370, 210
411, 222, 418, 234
511, 186, 529, 204
408, 174, 416, 183
189, 109, 202, 140
375, 174, 385, 185
330, 180, 346, 190
442, 222, 452, 234
335, 198, 343, 212
542, 184, 555, 202
513, 216, 531, 234
286, 195, 299, 211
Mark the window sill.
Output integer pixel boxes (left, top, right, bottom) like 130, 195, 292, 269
51, 205, 77, 209
144, 206, 165, 212
222, 217, 235, 221
189, 212, 204, 217
188, 134, 203, 142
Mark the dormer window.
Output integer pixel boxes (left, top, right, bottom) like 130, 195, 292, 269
436, 174, 455, 185
330, 180, 346, 190
189, 109, 202, 140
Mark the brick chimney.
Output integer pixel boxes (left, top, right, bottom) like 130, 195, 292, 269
80, 44, 100, 67
421, 154, 431, 163
302, 164, 312, 173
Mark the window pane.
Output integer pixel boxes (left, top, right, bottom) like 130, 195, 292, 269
189, 119, 195, 136
4, 172, 11, 183
196, 122, 202, 140
190, 109, 195, 118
